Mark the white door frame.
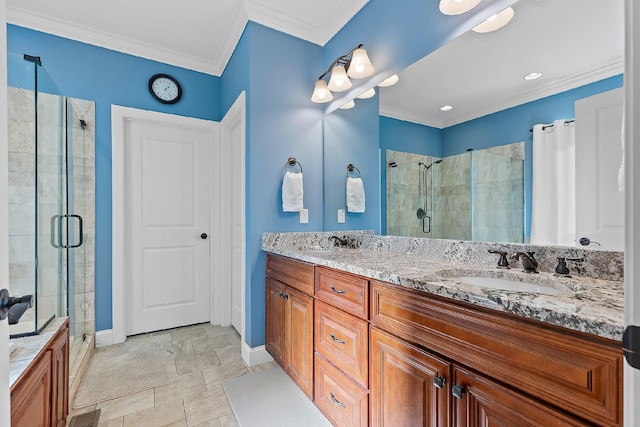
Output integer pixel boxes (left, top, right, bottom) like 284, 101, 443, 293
625, 1, 640, 424
0, 0, 11, 423
111, 105, 218, 344
214, 92, 246, 339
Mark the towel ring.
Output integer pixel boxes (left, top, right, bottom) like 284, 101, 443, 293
347, 163, 361, 178
285, 156, 302, 173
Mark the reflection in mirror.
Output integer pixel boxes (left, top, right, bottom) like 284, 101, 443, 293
322, 0, 623, 243
386, 142, 524, 242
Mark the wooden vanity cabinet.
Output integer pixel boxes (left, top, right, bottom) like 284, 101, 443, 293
314, 267, 369, 427
11, 318, 70, 427
265, 255, 315, 399
370, 327, 451, 427
370, 280, 623, 426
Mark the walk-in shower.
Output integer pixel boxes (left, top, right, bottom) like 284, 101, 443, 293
7, 53, 96, 366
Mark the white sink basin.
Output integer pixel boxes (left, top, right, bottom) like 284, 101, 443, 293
450, 276, 569, 295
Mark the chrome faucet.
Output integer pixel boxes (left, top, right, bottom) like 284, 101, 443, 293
511, 251, 539, 273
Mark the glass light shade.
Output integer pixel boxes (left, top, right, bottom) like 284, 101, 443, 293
339, 100, 356, 109
347, 48, 375, 79
357, 88, 376, 99
378, 74, 399, 87
439, 0, 482, 15
311, 79, 334, 103
328, 65, 352, 92
472, 7, 514, 33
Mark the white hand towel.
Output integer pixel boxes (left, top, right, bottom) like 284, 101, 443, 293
282, 171, 304, 212
346, 176, 365, 213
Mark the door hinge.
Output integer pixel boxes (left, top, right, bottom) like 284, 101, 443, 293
622, 325, 640, 370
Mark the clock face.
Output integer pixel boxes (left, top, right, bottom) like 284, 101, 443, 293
149, 73, 182, 104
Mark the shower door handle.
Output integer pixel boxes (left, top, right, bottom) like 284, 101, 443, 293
68, 214, 83, 248
422, 215, 432, 233
51, 214, 83, 248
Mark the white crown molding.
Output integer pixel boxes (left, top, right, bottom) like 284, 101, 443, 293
381, 61, 624, 130
7, 4, 248, 76
244, 0, 368, 46
442, 61, 625, 128
379, 105, 444, 129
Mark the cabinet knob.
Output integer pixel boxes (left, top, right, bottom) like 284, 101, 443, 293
282, 293, 288, 300
329, 392, 346, 408
433, 376, 446, 389
452, 385, 465, 399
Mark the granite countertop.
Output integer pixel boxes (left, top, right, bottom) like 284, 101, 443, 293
263, 244, 624, 342
9, 317, 68, 388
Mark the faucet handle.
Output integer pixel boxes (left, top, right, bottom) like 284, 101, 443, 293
488, 249, 510, 269
555, 256, 585, 277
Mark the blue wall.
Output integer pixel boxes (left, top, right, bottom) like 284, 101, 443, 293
8, 24, 222, 331
323, 94, 380, 232
225, 22, 324, 347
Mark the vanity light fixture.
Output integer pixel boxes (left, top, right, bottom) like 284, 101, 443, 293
439, 0, 482, 16
524, 72, 543, 80
378, 74, 399, 87
472, 6, 514, 33
310, 44, 375, 103
357, 88, 376, 99
440, 105, 454, 111
339, 100, 356, 109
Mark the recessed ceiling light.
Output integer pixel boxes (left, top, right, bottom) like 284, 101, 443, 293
439, 0, 481, 15
339, 100, 355, 109
472, 7, 514, 33
378, 74, 399, 87
357, 88, 376, 99
440, 105, 454, 111
524, 72, 542, 81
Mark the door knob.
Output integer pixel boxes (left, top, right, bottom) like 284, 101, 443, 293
200, 233, 208, 240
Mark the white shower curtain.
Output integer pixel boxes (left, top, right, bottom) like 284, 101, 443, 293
530, 119, 576, 246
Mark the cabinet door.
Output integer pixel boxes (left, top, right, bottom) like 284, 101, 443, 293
286, 286, 314, 399
370, 327, 450, 427
451, 366, 587, 427
11, 353, 52, 427
266, 278, 287, 367
51, 327, 69, 427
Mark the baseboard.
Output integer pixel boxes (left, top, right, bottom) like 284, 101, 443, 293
241, 342, 274, 367
95, 329, 113, 347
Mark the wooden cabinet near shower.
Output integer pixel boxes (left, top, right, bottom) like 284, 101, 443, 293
10, 318, 70, 427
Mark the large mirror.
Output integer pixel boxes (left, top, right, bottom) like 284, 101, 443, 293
323, 0, 624, 244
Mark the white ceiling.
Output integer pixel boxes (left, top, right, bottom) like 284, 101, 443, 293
6, 0, 368, 76
379, 0, 625, 129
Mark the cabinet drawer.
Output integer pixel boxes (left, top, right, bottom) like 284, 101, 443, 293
316, 267, 368, 319
370, 281, 622, 426
266, 254, 315, 295
315, 301, 368, 387
314, 353, 368, 427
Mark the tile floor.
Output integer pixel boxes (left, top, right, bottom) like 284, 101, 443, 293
69, 323, 277, 427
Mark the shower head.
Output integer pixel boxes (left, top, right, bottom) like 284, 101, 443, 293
420, 159, 443, 171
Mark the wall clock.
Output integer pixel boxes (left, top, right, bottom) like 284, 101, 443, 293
148, 73, 182, 104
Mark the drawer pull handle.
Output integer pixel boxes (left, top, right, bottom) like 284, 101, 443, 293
330, 286, 346, 294
330, 392, 346, 408
433, 376, 446, 389
282, 293, 288, 300
452, 385, 465, 399
330, 333, 346, 345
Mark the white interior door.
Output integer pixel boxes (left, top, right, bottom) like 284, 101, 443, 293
125, 114, 213, 336
217, 93, 245, 335
575, 87, 625, 250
